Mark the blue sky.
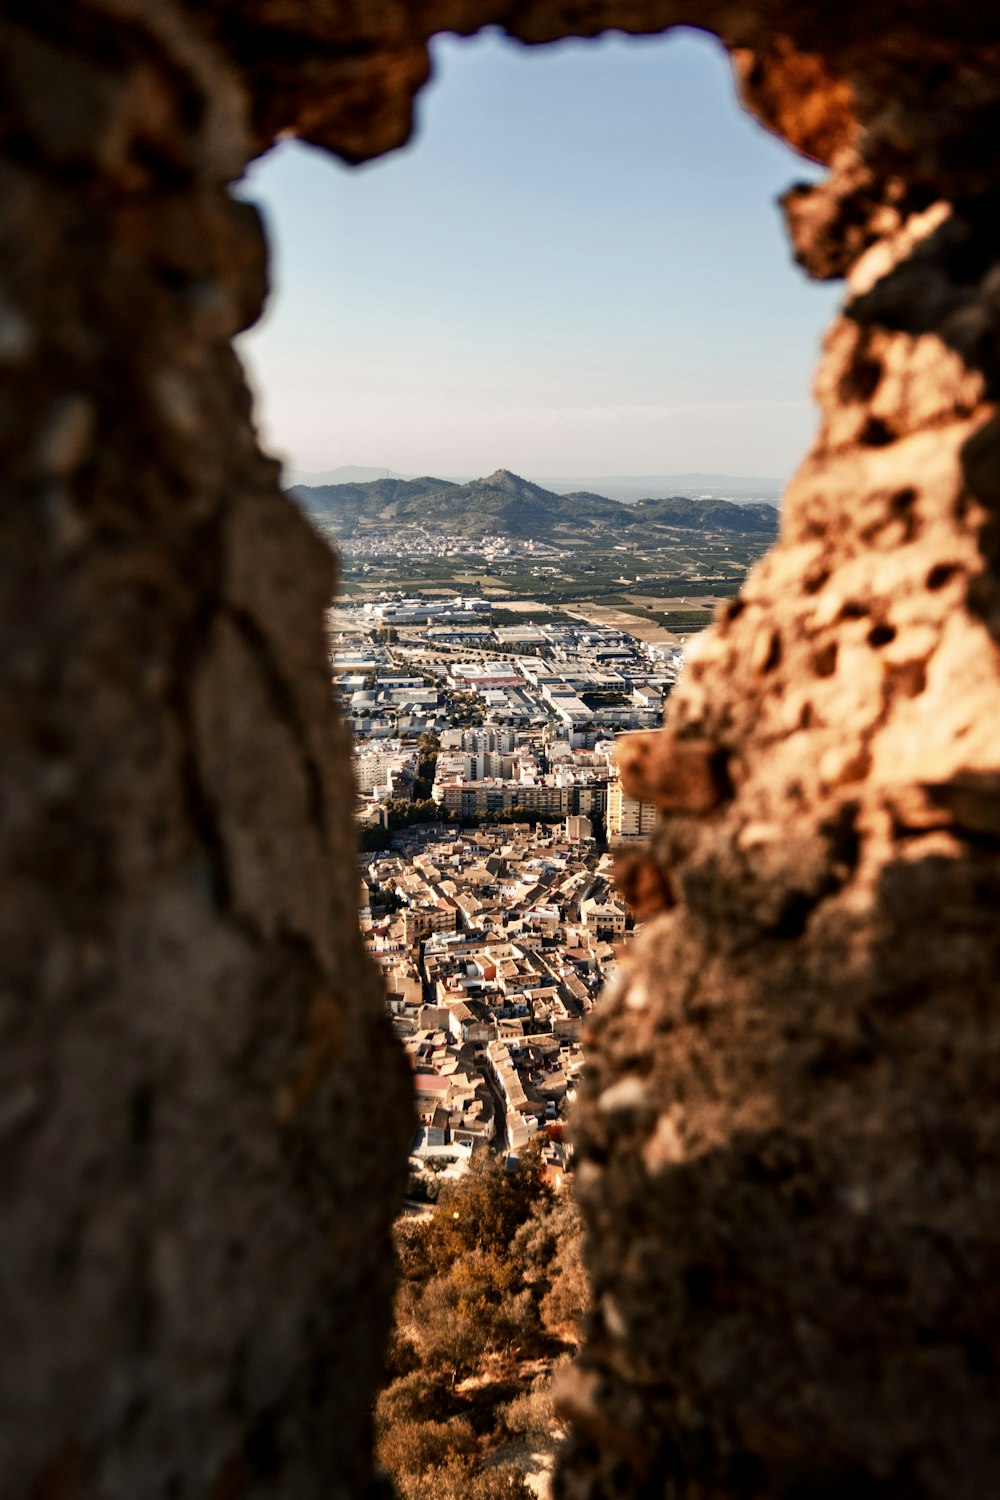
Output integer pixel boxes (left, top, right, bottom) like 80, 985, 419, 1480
237, 27, 840, 482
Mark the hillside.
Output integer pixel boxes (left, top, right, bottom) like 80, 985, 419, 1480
630, 493, 778, 532
291, 469, 778, 540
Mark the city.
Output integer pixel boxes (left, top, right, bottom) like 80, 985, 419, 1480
337, 591, 676, 1199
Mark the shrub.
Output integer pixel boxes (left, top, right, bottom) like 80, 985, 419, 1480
466, 1468, 536, 1500
375, 1416, 477, 1482
510, 1194, 588, 1340
394, 1459, 534, 1500
375, 1368, 453, 1428
500, 1363, 569, 1442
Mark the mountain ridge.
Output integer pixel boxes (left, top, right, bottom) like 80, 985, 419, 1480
285, 465, 784, 503
291, 468, 778, 540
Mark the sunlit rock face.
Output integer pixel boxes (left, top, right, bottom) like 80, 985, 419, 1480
2, 2, 1000, 1498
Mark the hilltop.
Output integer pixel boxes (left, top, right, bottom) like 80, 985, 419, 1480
291, 468, 778, 541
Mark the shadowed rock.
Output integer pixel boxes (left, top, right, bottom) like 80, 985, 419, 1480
3, 2, 1000, 1498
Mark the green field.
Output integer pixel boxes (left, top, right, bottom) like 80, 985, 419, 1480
332, 531, 772, 635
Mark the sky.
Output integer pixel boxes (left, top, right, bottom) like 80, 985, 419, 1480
237, 27, 841, 483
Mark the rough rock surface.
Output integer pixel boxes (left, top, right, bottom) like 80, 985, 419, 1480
0, 7, 413, 1498
2, 1, 1000, 1498
555, 35, 1000, 1500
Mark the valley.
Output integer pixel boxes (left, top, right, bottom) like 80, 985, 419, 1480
294, 468, 778, 641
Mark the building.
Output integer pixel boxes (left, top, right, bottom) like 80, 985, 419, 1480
403, 903, 457, 944
580, 895, 627, 941
606, 777, 657, 845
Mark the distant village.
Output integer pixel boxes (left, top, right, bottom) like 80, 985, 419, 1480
337, 594, 679, 1200
337, 526, 558, 568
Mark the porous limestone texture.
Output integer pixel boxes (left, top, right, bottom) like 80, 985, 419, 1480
556, 38, 1000, 1500
2, 2, 1000, 1498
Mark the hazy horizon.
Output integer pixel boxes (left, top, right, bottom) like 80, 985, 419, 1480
287, 463, 785, 502
238, 29, 840, 478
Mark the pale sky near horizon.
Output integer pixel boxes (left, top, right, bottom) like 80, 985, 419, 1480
237, 27, 841, 483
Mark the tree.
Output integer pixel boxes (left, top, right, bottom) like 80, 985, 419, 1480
540, 1220, 588, 1338
367, 880, 402, 913
382, 798, 452, 831
424, 1144, 551, 1272
413, 731, 440, 800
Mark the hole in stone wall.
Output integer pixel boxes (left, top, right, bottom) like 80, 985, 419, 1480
927, 562, 959, 590
759, 629, 782, 673
230, 32, 843, 1491
890, 659, 928, 697
839, 355, 882, 404
860, 416, 896, 447
814, 641, 839, 677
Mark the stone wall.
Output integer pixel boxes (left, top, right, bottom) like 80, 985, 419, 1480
0, 7, 412, 1497
1, 2, 999, 1497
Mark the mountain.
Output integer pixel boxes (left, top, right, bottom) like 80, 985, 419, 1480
288, 466, 784, 503
629, 494, 779, 530
291, 468, 778, 540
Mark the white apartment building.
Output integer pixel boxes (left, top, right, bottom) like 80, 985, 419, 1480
440, 726, 517, 753
354, 744, 413, 795
606, 778, 658, 846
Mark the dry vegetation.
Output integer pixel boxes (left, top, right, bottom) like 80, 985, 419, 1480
376, 1141, 587, 1498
